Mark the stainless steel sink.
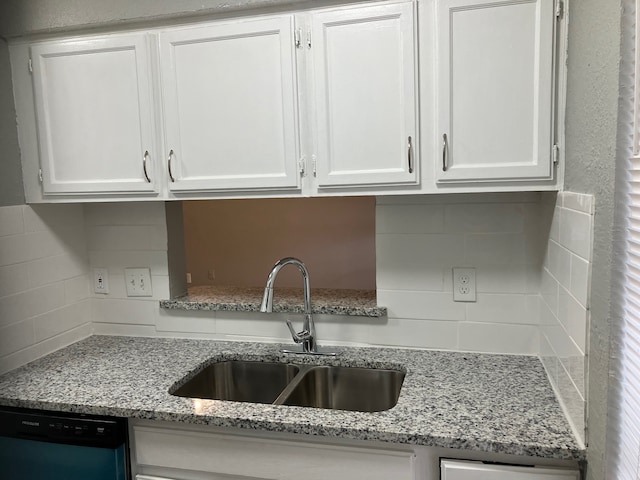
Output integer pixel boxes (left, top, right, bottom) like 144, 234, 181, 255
171, 360, 405, 412
171, 361, 300, 403
280, 366, 405, 412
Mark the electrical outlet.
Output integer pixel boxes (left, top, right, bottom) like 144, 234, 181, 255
125, 268, 152, 297
453, 267, 476, 302
93, 268, 109, 294
208, 269, 215, 281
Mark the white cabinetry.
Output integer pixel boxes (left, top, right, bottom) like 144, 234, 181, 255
159, 16, 301, 193
133, 423, 416, 480
30, 34, 159, 195
434, 0, 555, 184
311, 2, 418, 189
11, 0, 565, 202
441, 459, 579, 480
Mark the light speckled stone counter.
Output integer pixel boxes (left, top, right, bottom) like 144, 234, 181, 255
0, 335, 583, 461
160, 285, 386, 317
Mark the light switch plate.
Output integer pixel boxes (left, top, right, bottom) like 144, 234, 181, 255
125, 268, 152, 297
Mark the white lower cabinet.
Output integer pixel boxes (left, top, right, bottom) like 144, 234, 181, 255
441, 459, 579, 480
131, 422, 581, 480
132, 422, 416, 480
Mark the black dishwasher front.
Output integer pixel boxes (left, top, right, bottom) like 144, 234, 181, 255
0, 407, 129, 480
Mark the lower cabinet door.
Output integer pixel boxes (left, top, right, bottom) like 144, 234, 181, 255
441, 459, 580, 480
133, 424, 416, 480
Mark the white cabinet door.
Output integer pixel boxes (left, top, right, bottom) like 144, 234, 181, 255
435, 0, 554, 183
31, 35, 159, 196
441, 459, 579, 480
133, 423, 415, 480
159, 16, 301, 193
312, 2, 418, 189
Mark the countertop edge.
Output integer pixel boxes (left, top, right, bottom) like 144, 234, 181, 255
0, 397, 586, 461
159, 299, 387, 317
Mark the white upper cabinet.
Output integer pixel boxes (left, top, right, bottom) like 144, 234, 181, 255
435, 0, 555, 183
311, 2, 418, 189
31, 34, 159, 195
159, 16, 301, 193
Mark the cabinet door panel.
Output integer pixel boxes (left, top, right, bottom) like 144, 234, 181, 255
313, 2, 418, 188
436, 0, 554, 183
160, 16, 300, 192
31, 35, 158, 195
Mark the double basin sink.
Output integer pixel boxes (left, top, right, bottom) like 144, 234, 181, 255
170, 360, 405, 412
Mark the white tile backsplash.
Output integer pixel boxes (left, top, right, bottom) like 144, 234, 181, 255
444, 203, 525, 233
87, 225, 168, 251
368, 318, 459, 350
539, 192, 593, 445
376, 204, 444, 234
0, 204, 91, 374
458, 322, 539, 355
559, 208, 593, 260
376, 289, 466, 321
466, 293, 539, 325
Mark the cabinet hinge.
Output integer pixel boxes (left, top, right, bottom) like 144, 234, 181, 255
294, 28, 302, 48
38, 168, 43, 183
552, 144, 560, 166
28, 58, 33, 74
299, 157, 306, 176
312, 155, 317, 177
306, 29, 312, 49
555, 0, 563, 19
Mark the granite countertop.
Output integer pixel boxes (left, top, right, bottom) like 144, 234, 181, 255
160, 285, 386, 317
0, 335, 583, 460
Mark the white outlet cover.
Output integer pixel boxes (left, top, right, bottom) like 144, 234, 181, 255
93, 267, 109, 294
453, 267, 476, 302
125, 267, 153, 297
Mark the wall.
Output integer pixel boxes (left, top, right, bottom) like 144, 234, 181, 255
376, 193, 546, 353
0, 204, 91, 374
0, 41, 24, 207
563, 0, 622, 477
86, 194, 553, 355
540, 192, 594, 446
86, 202, 172, 337
183, 197, 376, 289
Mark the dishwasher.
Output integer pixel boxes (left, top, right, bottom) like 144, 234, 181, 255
0, 407, 130, 480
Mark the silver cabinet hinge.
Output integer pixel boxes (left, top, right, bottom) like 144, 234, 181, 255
312, 155, 317, 177
295, 28, 302, 48
552, 144, 560, 166
38, 168, 43, 183
299, 157, 306, 176
28, 58, 33, 74
555, 0, 563, 18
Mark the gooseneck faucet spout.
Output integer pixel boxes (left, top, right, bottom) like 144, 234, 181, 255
260, 257, 334, 355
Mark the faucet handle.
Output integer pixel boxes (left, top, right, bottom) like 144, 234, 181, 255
286, 318, 312, 344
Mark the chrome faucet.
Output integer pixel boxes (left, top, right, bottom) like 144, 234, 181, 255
260, 257, 334, 356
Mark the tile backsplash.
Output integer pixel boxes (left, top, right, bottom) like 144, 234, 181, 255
376, 193, 545, 353
539, 192, 593, 446
0, 192, 593, 442
0, 204, 91, 374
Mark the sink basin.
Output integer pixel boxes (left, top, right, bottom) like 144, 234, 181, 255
171, 360, 405, 412
281, 366, 405, 412
171, 361, 300, 403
